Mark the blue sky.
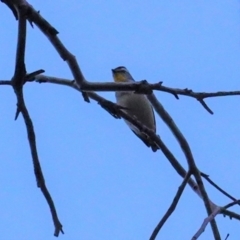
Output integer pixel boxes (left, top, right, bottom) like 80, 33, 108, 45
1, 1, 240, 239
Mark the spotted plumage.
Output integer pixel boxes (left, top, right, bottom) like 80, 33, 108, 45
112, 66, 159, 152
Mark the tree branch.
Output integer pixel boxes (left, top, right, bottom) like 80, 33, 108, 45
4, 0, 64, 236
149, 170, 192, 240
201, 172, 239, 204
147, 94, 220, 239
192, 200, 240, 240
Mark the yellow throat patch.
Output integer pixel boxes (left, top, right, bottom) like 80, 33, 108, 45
113, 72, 128, 82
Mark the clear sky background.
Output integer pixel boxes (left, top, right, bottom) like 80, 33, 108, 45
1, 1, 240, 239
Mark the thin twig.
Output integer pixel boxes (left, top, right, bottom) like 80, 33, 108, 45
192, 200, 240, 240
0, 80, 12, 85
201, 172, 239, 204
197, 98, 214, 114
224, 200, 240, 209
149, 170, 192, 240
192, 206, 222, 240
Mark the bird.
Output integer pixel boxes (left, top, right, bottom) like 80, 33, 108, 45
112, 66, 159, 152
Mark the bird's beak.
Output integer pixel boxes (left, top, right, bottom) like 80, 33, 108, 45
111, 69, 116, 73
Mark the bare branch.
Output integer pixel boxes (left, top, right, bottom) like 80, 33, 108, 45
149, 170, 192, 240
80, 79, 240, 114
0, 80, 12, 85
12, 0, 27, 86
192, 206, 222, 240
76, 79, 240, 99
148, 94, 221, 239
24, 69, 45, 83
201, 172, 240, 205
197, 98, 214, 114
15, 89, 64, 236
1, 0, 18, 19
4, 0, 64, 236
80, 79, 153, 94
192, 200, 240, 240
225, 234, 230, 240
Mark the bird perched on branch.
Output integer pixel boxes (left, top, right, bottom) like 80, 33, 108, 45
112, 66, 159, 152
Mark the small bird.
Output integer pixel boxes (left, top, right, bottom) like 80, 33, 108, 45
112, 66, 159, 152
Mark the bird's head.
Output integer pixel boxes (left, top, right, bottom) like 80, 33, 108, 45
112, 66, 134, 82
